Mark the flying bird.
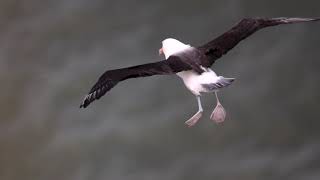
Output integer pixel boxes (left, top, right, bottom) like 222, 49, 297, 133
80, 17, 320, 126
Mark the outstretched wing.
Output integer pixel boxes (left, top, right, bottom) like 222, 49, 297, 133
198, 17, 320, 67
80, 55, 201, 108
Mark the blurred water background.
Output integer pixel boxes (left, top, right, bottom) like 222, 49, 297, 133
0, 0, 320, 180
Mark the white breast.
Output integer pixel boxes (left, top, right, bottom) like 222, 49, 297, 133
177, 67, 219, 95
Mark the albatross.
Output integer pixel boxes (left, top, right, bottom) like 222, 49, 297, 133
80, 17, 320, 126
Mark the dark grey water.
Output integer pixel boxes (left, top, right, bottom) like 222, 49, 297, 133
1, 0, 320, 180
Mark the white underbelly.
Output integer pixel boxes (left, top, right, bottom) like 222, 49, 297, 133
177, 68, 219, 95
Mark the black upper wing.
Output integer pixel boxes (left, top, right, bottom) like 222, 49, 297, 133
80, 54, 203, 108
197, 17, 320, 67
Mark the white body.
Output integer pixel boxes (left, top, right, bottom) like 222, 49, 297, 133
161, 38, 220, 96
176, 69, 220, 95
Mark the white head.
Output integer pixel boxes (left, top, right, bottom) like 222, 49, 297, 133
159, 38, 190, 59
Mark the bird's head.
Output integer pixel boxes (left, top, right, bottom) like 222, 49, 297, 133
159, 38, 190, 59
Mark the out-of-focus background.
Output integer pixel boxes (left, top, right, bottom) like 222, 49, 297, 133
1, 0, 320, 180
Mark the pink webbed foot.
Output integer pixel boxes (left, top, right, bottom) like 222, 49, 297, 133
185, 111, 203, 127
210, 101, 226, 124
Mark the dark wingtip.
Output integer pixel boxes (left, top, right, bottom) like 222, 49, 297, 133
312, 18, 320, 22
79, 100, 87, 108
307, 17, 320, 21
79, 73, 119, 109
79, 95, 91, 108
79, 103, 85, 108
79, 83, 111, 109
273, 17, 320, 23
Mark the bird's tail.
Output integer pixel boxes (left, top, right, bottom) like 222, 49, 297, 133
216, 76, 235, 88
202, 76, 235, 91
220, 76, 235, 85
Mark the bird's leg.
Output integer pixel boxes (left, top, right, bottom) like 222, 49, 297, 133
210, 91, 226, 124
185, 96, 203, 127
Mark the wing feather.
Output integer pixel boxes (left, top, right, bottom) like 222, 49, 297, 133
198, 17, 320, 67
80, 56, 198, 108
